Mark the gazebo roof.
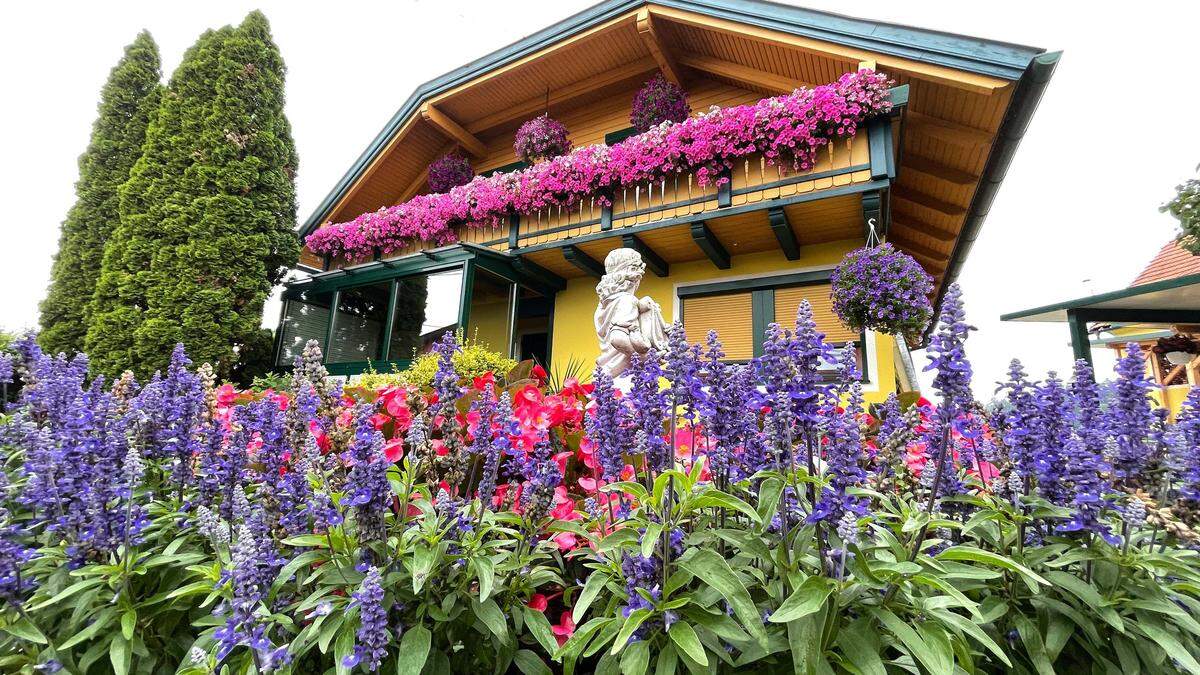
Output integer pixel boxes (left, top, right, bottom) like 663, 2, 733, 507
1000, 272, 1200, 324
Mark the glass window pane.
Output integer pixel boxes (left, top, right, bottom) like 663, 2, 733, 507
276, 290, 334, 367
468, 269, 514, 356
328, 282, 391, 364
390, 269, 464, 360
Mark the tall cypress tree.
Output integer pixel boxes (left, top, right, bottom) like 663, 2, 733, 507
88, 12, 298, 381
39, 32, 161, 357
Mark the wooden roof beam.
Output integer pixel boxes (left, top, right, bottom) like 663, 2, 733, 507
893, 187, 966, 217
647, 6, 1008, 96
395, 141, 457, 203
890, 217, 955, 243
690, 221, 731, 269
563, 245, 605, 278
420, 104, 486, 158
768, 207, 800, 260
465, 56, 659, 134
903, 155, 979, 186
905, 111, 991, 148
636, 8, 683, 85
889, 235, 947, 269
621, 234, 669, 277
676, 53, 807, 93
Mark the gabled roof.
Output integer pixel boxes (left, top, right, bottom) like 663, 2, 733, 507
299, 0, 1048, 238
1131, 239, 1200, 287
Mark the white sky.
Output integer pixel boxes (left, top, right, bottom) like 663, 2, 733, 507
2, 1, 1197, 396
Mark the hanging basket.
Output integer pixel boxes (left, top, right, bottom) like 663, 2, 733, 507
630, 74, 690, 132
427, 153, 474, 193
514, 113, 571, 163
831, 242, 934, 343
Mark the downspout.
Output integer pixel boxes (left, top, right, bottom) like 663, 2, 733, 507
923, 50, 1062, 344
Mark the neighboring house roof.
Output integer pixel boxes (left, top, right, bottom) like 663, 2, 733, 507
1131, 239, 1200, 287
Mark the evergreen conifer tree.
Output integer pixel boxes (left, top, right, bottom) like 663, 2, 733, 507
88, 12, 298, 381
39, 32, 161, 357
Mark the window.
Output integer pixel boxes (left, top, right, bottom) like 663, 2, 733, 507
773, 285, 860, 343
327, 282, 391, 364
681, 292, 755, 360
467, 268, 515, 356
276, 290, 334, 367
389, 268, 464, 360
678, 276, 864, 372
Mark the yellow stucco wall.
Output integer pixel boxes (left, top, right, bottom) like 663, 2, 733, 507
549, 239, 901, 403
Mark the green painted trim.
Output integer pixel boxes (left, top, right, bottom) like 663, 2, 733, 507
271, 298, 288, 367
1066, 310, 1092, 366
285, 248, 474, 296
381, 279, 399, 360
676, 268, 833, 298
322, 289, 340, 359
299, 1, 1042, 237
458, 262, 476, 333
751, 288, 773, 358
605, 127, 638, 145
1000, 273, 1200, 323
482, 160, 529, 178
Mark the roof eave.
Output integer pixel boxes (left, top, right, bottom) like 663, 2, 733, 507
298, 0, 1047, 239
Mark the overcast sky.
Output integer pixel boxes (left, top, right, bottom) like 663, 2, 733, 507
2, 1, 1196, 395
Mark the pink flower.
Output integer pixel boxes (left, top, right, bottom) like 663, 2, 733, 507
552, 612, 576, 646
526, 594, 549, 612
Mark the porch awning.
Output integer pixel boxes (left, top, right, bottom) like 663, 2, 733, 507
999, 273, 1200, 364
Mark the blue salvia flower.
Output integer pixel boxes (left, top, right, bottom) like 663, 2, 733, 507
431, 332, 461, 427
810, 349, 867, 524
1174, 389, 1200, 502
214, 508, 285, 662
0, 353, 13, 385
1057, 434, 1117, 543
663, 322, 705, 429
998, 359, 1038, 483
133, 344, 205, 496
586, 368, 630, 481
923, 284, 974, 417
345, 566, 388, 672
520, 437, 563, 529
1069, 359, 1107, 459
346, 404, 390, 546
0, 471, 37, 605
1109, 343, 1155, 479
700, 331, 750, 480
1032, 373, 1071, 503
629, 351, 669, 472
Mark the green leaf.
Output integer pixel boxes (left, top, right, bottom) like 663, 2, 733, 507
2, 618, 47, 644
769, 576, 832, 623
574, 572, 610, 624
642, 522, 665, 559
936, 546, 1048, 592
1137, 622, 1200, 674
28, 577, 104, 611
164, 580, 215, 600
689, 490, 761, 524
335, 625, 355, 675
1044, 571, 1124, 632
756, 477, 784, 527
1014, 614, 1056, 675
57, 608, 116, 649
872, 608, 951, 675
655, 643, 678, 675
787, 613, 823, 675
395, 625, 432, 675
554, 617, 612, 662
835, 619, 885, 675
472, 556, 496, 602
603, 481, 650, 503
109, 636, 131, 675
668, 622, 708, 667
472, 598, 509, 643
513, 649, 553, 675
525, 608, 559, 656
678, 549, 767, 644
121, 609, 136, 641
620, 639, 650, 675
283, 534, 329, 548
929, 609, 1011, 667
610, 610, 652, 656
911, 574, 981, 619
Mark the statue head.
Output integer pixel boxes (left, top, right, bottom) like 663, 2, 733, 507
596, 248, 646, 298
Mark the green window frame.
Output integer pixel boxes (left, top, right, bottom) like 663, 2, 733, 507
677, 270, 868, 380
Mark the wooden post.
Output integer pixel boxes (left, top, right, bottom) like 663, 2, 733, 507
1066, 310, 1092, 366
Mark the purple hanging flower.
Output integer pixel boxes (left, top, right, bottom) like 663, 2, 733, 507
630, 74, 690, 132
831, 243, 934, 342
514, 113, 571, 163
427, 153, 474, 193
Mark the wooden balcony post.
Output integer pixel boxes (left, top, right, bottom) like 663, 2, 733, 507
508, 213, 520, 250
717, 169, 733, 208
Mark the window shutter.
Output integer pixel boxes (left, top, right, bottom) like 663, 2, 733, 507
774, 283, 859, 343
682, 292, 755, 360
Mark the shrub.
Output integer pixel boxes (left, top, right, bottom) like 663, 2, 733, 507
630, 73, 690, 132
3, 288, 1200, 673
426, 153, 473, 193
354, 333, 517, 390
513, 113, 571, 163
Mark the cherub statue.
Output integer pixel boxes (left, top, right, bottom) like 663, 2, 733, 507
594, 248, 668, 378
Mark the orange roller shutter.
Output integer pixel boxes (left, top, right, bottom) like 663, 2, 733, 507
682, 292, 755, 360
774, 284, 859, 343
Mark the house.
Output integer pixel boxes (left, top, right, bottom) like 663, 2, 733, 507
276, 0, 1057, 402
1003, 239, 1200, 412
